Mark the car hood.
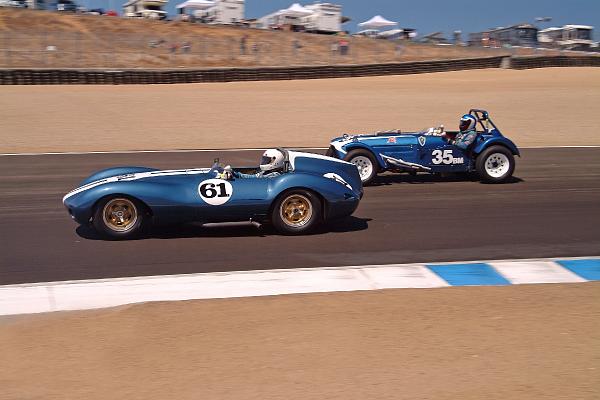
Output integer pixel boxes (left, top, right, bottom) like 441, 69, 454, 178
330, 132, 420, 143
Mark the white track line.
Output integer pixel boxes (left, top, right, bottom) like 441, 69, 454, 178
1, 145, 599, 157
0, 147, 328, 157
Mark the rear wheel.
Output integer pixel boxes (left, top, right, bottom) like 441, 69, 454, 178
93, 196, 146, 239
344, 149, 378, 185
272, 190, 321, 235
476, 146, 515, 183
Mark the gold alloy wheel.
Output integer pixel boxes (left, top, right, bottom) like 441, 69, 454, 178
280, 194, 313, 227
102, 198, 138, 232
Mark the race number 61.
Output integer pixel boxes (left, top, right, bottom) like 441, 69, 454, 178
198, 179, 233, 205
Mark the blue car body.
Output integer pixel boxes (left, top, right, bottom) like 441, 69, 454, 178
326, 109, 519, 183
63, 150, 363, 228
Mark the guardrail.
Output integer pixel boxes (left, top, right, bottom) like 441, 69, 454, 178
0, 55, 598, 85
509, 55, 600, 69
0, 56, 505, 85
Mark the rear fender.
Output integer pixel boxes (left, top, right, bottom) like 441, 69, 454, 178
473, 137, 520, 156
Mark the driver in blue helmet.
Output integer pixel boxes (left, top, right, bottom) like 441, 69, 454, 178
444, 114, 478, 150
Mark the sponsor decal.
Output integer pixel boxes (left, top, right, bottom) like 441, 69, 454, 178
387, 136, 397, 144
418, 136, 426, 146
431, 149, 464, 165
198, 179, 233, 205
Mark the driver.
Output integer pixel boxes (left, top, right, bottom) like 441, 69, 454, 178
444, 114, 478, 150
224, 148, 286, 179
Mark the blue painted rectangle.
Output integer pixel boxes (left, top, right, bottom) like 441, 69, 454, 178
427, 263, 511, 286
556, 259, 600, 281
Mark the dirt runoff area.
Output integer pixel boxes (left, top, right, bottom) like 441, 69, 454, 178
2, 67, 600, 154
1, 283, 599, 400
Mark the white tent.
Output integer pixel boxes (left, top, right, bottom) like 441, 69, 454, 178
278, 3, 313, 17
358, 15, 397, 29
176, 0, 214, 10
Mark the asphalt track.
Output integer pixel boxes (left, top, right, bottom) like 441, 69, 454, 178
1, 148, 599, 286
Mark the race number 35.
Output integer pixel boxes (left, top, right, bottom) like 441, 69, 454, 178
198, 179, 233, 205
431, 149, 464, 165
431, 149, 453, 165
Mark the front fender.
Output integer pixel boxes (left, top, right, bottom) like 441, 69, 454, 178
79, 166, 158, 186
342, 143, 388, 169
474, 137, 520, 156
64, 181, 193, 225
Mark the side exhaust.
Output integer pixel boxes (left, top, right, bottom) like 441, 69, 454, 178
380, 154, 432, 172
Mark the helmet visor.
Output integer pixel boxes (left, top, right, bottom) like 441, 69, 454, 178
460, 119, 472, 131
260, 156, 274, 166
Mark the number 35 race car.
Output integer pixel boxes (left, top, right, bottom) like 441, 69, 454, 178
326, 109, 520, 185
63, 150, 363, 239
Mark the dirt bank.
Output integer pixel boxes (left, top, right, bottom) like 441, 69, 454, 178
2, 68, 599, 154
1, 282, 599, 400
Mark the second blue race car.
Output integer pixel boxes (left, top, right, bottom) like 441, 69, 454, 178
326, 109, 520, 185
63, 149, 363, 239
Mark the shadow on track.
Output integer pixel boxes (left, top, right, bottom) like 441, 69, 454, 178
75, 216, 371, 241
370, 172, 523, 186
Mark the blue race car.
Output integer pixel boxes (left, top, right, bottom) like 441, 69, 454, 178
63, 150, 363, 239
326, 109, 520, 185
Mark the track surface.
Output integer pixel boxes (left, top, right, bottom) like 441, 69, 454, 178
1, 148, 599, 285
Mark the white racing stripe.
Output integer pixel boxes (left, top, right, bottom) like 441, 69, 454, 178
62, 168, 212, 203
0, 256, 597, 316
2, 145, 600, 157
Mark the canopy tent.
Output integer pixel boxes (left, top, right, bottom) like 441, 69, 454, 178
176, 0, 214, 10
277, 3, 314, 17
358, 15, 397, 29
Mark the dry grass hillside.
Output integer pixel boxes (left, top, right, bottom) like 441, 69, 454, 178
0, 8, 524, 69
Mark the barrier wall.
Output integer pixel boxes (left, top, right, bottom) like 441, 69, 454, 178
0, 55, 598, 85
509, 55, 600, 69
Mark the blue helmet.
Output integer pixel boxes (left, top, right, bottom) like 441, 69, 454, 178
459, 114, 477, 132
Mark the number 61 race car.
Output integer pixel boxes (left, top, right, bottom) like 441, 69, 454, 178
62, 150, 363, 239
326, 109, 520, 185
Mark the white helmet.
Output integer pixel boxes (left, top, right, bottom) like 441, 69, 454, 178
260, 149, 285, 172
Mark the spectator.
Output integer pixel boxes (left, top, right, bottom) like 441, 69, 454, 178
330, 41, 339, 55
395, 43, 404, 56
240, 35, 247, 55
181, 41, 191, 54
339, 39, 349, 56
292, 39, 302, 56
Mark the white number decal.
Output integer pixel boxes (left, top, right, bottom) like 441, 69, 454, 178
432, 150, 464, 165
442, 150, 453, 164
431, 149, 444, 164
198, 179, 233, 205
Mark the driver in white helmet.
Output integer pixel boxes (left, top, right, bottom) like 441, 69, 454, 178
224, 149, 286, 179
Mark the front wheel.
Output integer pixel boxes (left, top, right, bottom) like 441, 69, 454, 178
93, 196, 146, 239
476, 146, 516, 183
344, 149, 378, 186
272, 190, 321, 235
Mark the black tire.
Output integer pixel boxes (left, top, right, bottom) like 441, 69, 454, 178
93, 196, 147, 239
344, 149, 378, 186
476, 145, 516, 183
271, 190, 322, 235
